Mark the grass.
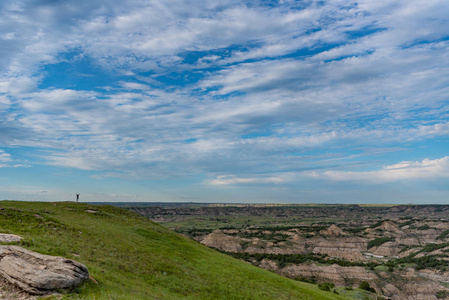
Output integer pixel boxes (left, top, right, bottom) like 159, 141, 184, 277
0, 201, 345, 300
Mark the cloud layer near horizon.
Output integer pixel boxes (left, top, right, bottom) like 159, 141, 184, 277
0, 0, 448, 202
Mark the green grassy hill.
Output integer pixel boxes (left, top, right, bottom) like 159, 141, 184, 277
0, 201, 345, 299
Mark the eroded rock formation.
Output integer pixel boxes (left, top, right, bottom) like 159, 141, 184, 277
200, 231, 243, 252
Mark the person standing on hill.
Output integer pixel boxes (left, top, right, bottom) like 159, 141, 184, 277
76, 193, 80, 203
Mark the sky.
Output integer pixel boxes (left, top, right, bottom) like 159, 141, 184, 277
0, 0, 448, 203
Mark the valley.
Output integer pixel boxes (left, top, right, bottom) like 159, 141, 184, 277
129, 204, 449, 300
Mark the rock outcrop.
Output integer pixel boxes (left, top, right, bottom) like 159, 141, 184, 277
320, 225, 345, 237
309, 237, 367, 261
377, 220, 400, 232
0, 234, 23, 243
200, 231, 243, 252
0, 246, 89, 295
275, 262, 377, 286
371, 241, 400, 257
0, 277, 36, 300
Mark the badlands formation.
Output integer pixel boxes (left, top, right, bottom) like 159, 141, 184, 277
133, 204, 449, 300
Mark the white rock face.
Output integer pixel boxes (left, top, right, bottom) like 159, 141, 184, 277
0, 234, 23, 243
0, 246, 89, 295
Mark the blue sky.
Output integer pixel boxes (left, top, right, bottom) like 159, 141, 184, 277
0, 0, 448, 203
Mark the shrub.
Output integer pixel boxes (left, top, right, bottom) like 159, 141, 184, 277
438, 230, 449, 240
436, 290, 449, 299
420, 242, 449, 253
346, 227, 366, 234
417, 225, 431, 230
370, 220, 386, 228
367, 237, 394, 249
318, 282, 335, 292
294, 276, 317, 284
359, 281, 376, 293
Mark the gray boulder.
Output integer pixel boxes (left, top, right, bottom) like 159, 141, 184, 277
0, 246, 89, 295
0, 234, 23, 243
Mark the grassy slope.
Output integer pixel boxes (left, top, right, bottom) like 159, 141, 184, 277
0, 201, 345, 300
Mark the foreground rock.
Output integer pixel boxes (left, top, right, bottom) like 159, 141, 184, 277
0, 277, 36, 300
0, 246, 89, 295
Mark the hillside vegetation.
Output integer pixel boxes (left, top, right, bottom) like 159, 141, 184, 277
0, 201, 344, 299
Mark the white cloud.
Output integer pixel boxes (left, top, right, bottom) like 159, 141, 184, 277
208, 175, 287, 186
414, 122, 449, 137
0, 149, 25, 168
309, 157, 449, 182
0, 150, 11, 163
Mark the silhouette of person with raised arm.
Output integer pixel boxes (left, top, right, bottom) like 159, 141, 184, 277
76, 193, 80, 203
